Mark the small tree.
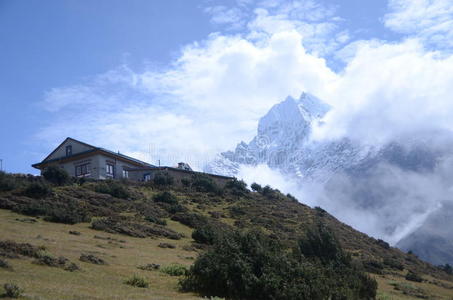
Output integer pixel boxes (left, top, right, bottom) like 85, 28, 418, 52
250, 182, 262, 192
42, 166, 70, 186
153, 172, 174, 186
443, 264, 453, 275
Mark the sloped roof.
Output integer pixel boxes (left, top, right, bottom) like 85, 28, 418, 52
33, 137, 153, 169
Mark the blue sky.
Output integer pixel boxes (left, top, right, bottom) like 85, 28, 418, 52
1, 0, 453, 173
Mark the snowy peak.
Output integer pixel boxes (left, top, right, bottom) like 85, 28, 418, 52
257, 92, 330, 138
296, 92, 331, 119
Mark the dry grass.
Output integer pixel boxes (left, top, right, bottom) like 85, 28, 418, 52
0, 209, 200, 300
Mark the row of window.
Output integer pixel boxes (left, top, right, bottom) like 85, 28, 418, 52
75, 163, 129, 178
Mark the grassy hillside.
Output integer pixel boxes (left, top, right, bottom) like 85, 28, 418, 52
0, 171, 452, 299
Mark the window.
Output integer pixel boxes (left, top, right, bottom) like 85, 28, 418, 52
144, 174, 151, 182
66, 145, 72, 157
122, 169, 129, 178
75, 163, 90, 177
106, 163, 115, 176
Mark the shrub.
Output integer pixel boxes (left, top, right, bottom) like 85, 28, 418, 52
376, 239, 390, 249
138, 263, 160, 271
80, 253, 107, 265
144, 215, 167, 226
161, 264, 188, 276
181, 228, 377, 300
224, 179, 248, 196
124, 274, 149, 288
158, 242, 176, 249
191, 174, 220, 193
14, 199, 91, 224
42, 166, 70, 186
314, 206, 326, 216
153, 191, 178, 204
153, 172, 174, 186
297, 224, 347, 265
22, 182, 52, 199
383, 257, 404, 271
91, 216, 182, 240
192, 224, 226, 245
0, 258, 12, 270
64, 262, 81, 272
286, 193, 298, 202
405, 271, 423, 282
95, 180, 130, 199
171, 212, 208, 228
0, 171, 19, 191
250, 182, 262, 192
3, 283, 22, 298
363, 260, 384, 274
441, 263, 453, 275
261, 185, 276, 198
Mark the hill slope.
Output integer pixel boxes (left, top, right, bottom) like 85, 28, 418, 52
0, 172, 452, 299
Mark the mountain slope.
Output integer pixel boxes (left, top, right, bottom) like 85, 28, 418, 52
0, 173, 452, 299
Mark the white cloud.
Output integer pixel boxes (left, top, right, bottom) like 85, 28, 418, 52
384, 0, 453, 49
312, 38, 453, 145
39, 30, 336, 169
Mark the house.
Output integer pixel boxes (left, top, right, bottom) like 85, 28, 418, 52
32, 137, 234, 186
32, 137, 153, 180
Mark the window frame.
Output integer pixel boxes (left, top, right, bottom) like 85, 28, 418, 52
75, 163, 90, 177
66, 145, 72, 157
106, 163, 115, 177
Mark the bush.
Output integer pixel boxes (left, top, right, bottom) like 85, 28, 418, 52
138, 263, 160, 271
181, 228, 377, 300
376, 239, 390, 249
0, 258, 11, 270
191, 174, 220, 194
80, 253, 107, 265
14, 199, 91, 224
383, 257, 404, 271
405, 271, 423, 282
161, 264, 188, 276
158, 242, 176, 249
153, 191, 178, 204
0, 171, 19, 191
314, 206, 326, 216
153, 172, 174, 186
441, 263, 452, 275
22, 182, 52, 199
144, 215, 167, 226
192, 224, 225, 245
42, 166, 70, 186
224, 179, 248, 196
124, 274, 149, 288
297, 224, 347, 265
95, 180, 130, 199
3, 283, 22, 298
250, 182, 262, 192
363, 260, 384, 274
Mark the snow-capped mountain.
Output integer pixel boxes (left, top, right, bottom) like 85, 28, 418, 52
207, 92, 453, 266
207, 92, 371, 180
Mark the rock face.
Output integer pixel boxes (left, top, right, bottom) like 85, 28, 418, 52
207, 92, 453, 266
